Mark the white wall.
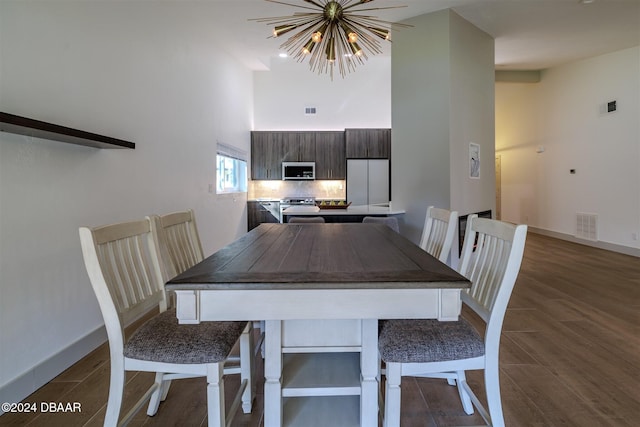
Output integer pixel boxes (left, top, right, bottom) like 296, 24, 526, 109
497, 46, 640, 253
0, 1, 253, 402
253, 56, 391, 130
392, 10, 495, 251
449, 11, 496, 228
391, 10, 452, 242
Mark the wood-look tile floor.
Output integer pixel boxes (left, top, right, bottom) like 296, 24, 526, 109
1, 233, 639, 426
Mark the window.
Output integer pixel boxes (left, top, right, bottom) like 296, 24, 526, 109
216, 143, 247, 194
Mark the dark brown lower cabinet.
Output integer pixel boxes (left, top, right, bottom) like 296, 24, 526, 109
248, 201, 280, 231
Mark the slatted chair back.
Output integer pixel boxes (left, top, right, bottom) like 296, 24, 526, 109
151, 209, 204, 280
79, 218, 166, 355
458, 215, 528, 341
418, 206, 458, 263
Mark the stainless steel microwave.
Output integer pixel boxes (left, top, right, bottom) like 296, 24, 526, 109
282, 162, 315, 180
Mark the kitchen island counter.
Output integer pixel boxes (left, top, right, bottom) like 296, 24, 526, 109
283, 204, 404, 223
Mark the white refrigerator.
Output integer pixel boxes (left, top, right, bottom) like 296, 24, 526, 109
346, 159, 390, 206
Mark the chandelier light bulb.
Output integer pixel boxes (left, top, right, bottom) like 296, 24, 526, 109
349, 41, 363, 57
273, 24, 298, 38
341, 23, 358, 43
369, 26, 391, 40
312, 23, 328, 43
302, 39, 316, 55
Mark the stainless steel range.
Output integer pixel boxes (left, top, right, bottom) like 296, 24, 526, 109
279, 196, 316, 222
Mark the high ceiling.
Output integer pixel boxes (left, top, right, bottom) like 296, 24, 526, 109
206, 0, 640, 71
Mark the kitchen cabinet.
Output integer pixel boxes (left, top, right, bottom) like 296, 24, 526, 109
315, 131, 345, 180
251, 132, 316, 180
247, 200, 280, 230
251, 129, 387, 181
283, 132, 315, 162
251, 132, 285, 180
345, 128, 391, 159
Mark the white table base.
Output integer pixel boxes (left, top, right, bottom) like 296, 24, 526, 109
174, 288, 461, 427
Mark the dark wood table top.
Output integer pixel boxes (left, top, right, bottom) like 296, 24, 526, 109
166, 223, 470, 291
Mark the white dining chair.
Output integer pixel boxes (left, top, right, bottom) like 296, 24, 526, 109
79, 218, 252, 427
418, 206, 458, 263
150, 210, 257, 406
150, 209, 204, 280
379, 215, 528, 427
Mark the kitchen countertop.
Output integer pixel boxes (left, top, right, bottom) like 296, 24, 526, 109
283, 204, 405, 216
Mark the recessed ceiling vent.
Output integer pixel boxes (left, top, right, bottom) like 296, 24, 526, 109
576, 213, 598, 241
304, 107, 317, 115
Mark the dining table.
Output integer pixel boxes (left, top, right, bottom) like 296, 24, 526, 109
166, 223, 471, 427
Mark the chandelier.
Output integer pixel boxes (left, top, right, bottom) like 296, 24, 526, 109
252, 0, 410, 78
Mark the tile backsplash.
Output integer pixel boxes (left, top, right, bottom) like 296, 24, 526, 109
249, 180, 346, 200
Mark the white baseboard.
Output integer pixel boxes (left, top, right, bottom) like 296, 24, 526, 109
0, 326, 106, 414
529, 226, 640, 257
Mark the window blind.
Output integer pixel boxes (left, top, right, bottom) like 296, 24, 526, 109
216, 142, 247, 162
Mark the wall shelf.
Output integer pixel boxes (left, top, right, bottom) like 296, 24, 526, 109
0, 112, 135, 149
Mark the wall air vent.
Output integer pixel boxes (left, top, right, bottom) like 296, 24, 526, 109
576, 213, 598, 241
304, 107, 317, 115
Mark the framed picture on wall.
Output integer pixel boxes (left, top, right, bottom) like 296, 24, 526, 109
469, 142, 480, 179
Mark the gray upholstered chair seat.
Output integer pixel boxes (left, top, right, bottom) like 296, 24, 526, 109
124, 309, 247, 364
378, 318, 484, 364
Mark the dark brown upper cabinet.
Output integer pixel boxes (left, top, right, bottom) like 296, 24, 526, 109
250, 131, 285, 180
282, 132, 316, 162
315, 131, 345, 180
345, 128, 390, 159
251, 131, 318, 180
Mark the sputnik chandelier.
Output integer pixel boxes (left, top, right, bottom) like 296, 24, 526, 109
252, 0, 410, 79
